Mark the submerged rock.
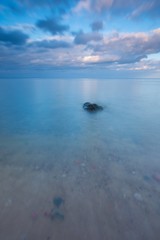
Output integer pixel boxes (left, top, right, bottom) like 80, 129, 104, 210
50, 209, 64, 221
143, 175, 150, 181
83, 102, 103, 112
50, 196, 65, 221
53, 197, 64, 208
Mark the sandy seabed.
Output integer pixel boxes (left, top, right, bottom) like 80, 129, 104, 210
0, 135, 160, 240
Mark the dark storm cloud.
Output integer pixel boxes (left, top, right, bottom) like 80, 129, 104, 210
30, 39, 71, 49
90, 21, 103, 31
74, 31, 102, 44
36, 18, 69, 35
0, 26, 29, 45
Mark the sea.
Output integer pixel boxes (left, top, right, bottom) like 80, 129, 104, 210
0, 78, 160, 240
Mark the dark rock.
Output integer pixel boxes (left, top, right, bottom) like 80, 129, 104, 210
50, 209, 64, 221
83, 102, 103, 112
143, 175, 150, 181
53, 197, 64, 208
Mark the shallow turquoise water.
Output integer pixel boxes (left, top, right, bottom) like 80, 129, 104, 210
0, 78, 160, 166
0, 78, 160, 240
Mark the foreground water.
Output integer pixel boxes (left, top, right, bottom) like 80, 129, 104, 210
0, 78, 160, 240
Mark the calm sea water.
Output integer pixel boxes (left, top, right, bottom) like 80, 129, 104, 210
0, 78, 160, 240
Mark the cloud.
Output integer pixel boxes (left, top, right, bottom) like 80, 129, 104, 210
87, 29, 160, 64
30, 39, 71, 49
5, 24, 36, 35
1, 24, 160, 74
17, 0, 79, 9
36, 18, 69, 35
0, 0, 80, 16
0, 26, 29, 45
91, 0, 113, 12
74, 0, 113, 13
74, 31, 102, 44
73, 0, 160, 19
90, 21, 103, 31
1, 0, 160, 22
73, 0, 90, 12
128, 0, 160, 19
81, 54, 119, 64
83, 55, 100, 63
129, 2, 154, 19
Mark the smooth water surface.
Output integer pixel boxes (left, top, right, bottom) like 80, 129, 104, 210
0, 78, 160, 240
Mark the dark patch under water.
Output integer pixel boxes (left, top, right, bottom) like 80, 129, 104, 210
53, 197, 64, 208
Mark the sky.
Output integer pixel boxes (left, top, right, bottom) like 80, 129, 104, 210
0, 0, 160, 78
